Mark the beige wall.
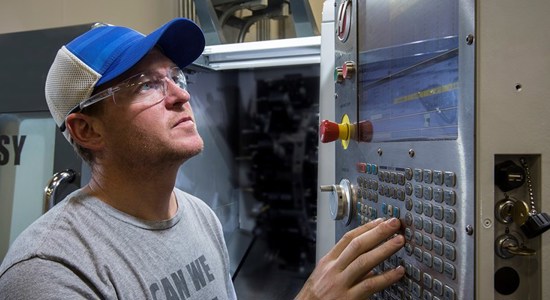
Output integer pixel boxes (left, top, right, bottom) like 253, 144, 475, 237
0, 0, 180, 34
0, 0, 323, 36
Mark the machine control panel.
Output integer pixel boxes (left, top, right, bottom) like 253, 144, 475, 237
322, 0, 550, 299
326, 0, 475, 299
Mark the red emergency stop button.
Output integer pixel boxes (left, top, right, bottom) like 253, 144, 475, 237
320, 120, 339, 143
320, 119, 350, 143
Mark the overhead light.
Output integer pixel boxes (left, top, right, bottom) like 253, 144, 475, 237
196, 36, 321, 70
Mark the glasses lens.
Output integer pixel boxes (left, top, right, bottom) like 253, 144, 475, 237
169, 67, 187, 90
113, 67, 186, 106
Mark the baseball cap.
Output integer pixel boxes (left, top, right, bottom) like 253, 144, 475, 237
45, 18, 205, 140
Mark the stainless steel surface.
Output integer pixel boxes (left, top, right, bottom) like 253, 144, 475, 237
320, 0, 550, 298
329, 0, 475, 298
43, 169, 76, 211
316, 0, 336, 262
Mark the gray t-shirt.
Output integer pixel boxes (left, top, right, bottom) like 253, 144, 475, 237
0, 188, 237, 300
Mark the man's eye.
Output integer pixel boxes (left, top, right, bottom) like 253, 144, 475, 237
137, 80, 162, 93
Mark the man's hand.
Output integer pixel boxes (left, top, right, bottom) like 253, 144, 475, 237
296, 218, 405, 300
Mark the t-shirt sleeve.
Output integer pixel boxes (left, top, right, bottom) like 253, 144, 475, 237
0, 258, 99, 299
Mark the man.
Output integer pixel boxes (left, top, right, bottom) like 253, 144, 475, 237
0, 18, 404, 299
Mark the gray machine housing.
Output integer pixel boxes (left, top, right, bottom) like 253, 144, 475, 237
320, 0, 550, 299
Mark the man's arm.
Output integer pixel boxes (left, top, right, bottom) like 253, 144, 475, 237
0, 258, 100, 299
295, 217, 405, 299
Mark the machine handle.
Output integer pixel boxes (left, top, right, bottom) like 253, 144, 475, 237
43, 169, 77, 212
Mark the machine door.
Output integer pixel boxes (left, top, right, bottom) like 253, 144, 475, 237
0, 25, 88, 261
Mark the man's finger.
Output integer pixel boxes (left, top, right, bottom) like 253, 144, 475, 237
348, 265, 406, 299
343, 234, 405, 284
326, 218, 384, 260
336, 218, 402, 268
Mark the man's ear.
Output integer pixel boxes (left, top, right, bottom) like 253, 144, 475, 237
65, 113, 104, 151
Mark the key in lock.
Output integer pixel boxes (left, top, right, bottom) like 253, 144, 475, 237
495, 233, 536, 259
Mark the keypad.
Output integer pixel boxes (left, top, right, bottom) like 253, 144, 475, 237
356, 164, 459, 300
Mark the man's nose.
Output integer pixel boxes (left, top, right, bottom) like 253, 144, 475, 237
164, 79, 190, 106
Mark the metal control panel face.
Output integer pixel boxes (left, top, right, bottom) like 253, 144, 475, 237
330, 1, 475, 299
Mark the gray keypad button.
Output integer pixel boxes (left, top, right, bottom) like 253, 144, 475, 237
423, 218, 433, 234
434, 205, 444, 220
434, 223, 444, 238
405, 182, 413, 195
423, 202, 433, 217
433, 170, 443, 185
405, 212, 413, 226
423, 186, 433, 201
405, 228, 413, 241
444, 190, 456, 206
433, 239, 444, 255
412, 266, 421, 281
444, 262, 456, 280
371, 180, 378, 190
414, 247, 423, 262
434, 188, 443, 202
414, 184, 423, 198
398, 173, 406, 185
372, 193, 378, 203
423, 235, 433, 251
433, 279, 443, 296
422, 251, 433, 267
393, 206, 401, 218
390, 172, 397, 184
443, 285, 456, 300
444, 226, 456, 243
414, 168, 423, 182
391, 187, 398, 199
433, 256, 444, 273
423, 169, 433, 184
444, 243, 456, 261
444, 208, 456, 224
397, 189, 405, 201
414, 200, 423, 214
412, 282, 422, 298
414, 216, 424, 230
405, 168, 413, 181
423, 273, 433, 289
405, 198, 413, 210
444, 171, 456, 187
415, 231, 423, 245
405, 243, 413, 255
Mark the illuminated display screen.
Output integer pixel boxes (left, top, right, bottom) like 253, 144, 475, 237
358, 1, 459, 142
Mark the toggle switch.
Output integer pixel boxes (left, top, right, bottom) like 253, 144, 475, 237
342, 61, 356, 79
334, 67, 344, 83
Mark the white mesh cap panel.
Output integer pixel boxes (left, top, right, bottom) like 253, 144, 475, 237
45, 46, 101, 140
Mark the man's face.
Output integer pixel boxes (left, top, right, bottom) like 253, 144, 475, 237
97, 49, 204, 168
